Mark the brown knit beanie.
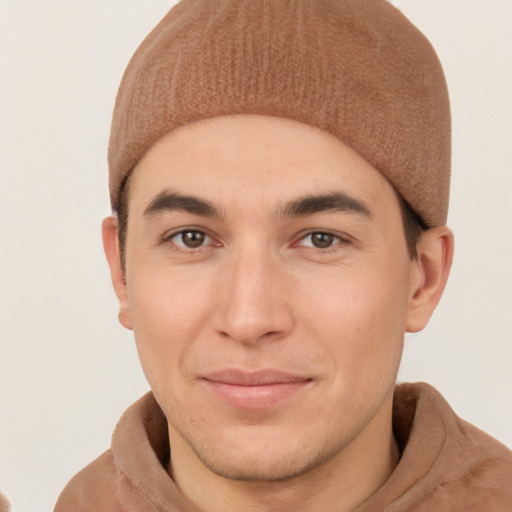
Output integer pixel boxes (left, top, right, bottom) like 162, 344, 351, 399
109, 0, 451, 227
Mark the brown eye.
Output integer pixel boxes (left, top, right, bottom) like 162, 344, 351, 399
297, 232, 342, 249
310, 233, 336, 248
171, 230, 210, 249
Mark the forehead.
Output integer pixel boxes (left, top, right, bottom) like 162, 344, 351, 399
127, 115, 399, 218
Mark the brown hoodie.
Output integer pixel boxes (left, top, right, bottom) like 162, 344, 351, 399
54, 383, 512, 511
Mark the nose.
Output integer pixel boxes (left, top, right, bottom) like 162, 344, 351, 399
213, 245, 294, 346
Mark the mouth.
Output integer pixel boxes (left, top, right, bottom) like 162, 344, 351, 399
202, 369, 313, 409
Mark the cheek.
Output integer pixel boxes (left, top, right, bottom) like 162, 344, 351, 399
300, 263, 410, 387
125, 265, 215, 387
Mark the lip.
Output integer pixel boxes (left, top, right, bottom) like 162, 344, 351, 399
202, 369, 312, 409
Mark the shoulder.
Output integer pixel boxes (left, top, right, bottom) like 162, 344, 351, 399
394, 383, 512, 510
54, 449, 161, 512
54, 392, 171, 512
54, 450, 119, 511
426, 417, 512, 510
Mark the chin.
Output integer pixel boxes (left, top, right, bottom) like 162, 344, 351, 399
197, 450, 326, 483
185, 425, 347, 483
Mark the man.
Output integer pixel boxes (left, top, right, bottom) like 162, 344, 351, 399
55, 0, 512, 510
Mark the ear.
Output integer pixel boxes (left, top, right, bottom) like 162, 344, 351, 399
406, 226, 454, 333
102, 216, 133, 331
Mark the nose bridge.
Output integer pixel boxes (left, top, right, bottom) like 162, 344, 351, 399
215, 241, 292, 344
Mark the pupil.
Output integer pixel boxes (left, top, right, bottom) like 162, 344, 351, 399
312, 233, 334, 248
183, 231, 205, 248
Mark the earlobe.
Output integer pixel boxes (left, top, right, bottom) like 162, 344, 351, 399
406, 226, 454, 333
102, 216, 133, 331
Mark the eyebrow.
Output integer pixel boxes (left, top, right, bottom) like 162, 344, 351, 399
143, 191, 221, 218
143, 190, 371, 221
277, 192, 372, 219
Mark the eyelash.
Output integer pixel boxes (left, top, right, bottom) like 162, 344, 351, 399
295, 232, 348, 253
162, 229, 218, 253
162, 228, 350, 255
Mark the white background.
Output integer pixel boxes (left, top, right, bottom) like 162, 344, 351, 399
1, 1, 511, 510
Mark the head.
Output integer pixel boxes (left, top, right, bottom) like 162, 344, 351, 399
103, 0, 453, 488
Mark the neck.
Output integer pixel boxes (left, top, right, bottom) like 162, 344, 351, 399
169, 393, 399, 512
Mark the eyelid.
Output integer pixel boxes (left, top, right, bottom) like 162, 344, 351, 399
171, 229, 210, 247
298, 232, 338, 246
162, 227, 221, 251
293, 230, 352, 250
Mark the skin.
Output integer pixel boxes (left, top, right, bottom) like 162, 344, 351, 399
103, 115, 453, 512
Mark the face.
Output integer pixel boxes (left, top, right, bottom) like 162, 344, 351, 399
110, 115, 424, 482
